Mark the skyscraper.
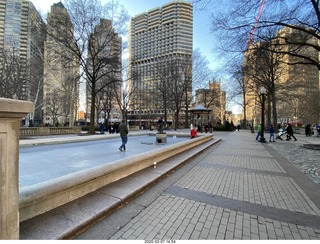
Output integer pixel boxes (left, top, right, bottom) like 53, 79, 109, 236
0, 0, 46, 125
85, 18, 122, 125
0, 0, 29, 61
128, 0, 193, 124
44, 2, 79, 126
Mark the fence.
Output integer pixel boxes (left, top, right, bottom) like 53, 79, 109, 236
20, 127, 82, 136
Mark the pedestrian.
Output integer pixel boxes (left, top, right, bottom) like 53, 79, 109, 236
305, 124, 312, 137
190, 126, 197, 139
286, 123, 297, 141
118, 119, 128, 152
269, 124, 275, 142
209, 123, 213, 133
256, 123, 262, 140
99, 123, 105, 134
237, 124, 240, 131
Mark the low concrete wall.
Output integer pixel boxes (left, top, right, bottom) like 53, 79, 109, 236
20, 127, 81, 136
19, 134, 213, 222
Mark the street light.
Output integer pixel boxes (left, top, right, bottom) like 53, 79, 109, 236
259, 86, 267, 142
251, 107, 255, 133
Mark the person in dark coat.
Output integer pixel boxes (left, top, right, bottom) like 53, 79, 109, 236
286, 123, 297, 141
269, 124, 275, 142
118, 119, 129, 152
99, 123, 105, 134
305, 124, 312, 137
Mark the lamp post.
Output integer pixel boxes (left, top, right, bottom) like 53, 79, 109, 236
259, 86, 267, 142
251, 107, 255, 133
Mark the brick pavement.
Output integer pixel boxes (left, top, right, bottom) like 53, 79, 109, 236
108, 131, 320, 240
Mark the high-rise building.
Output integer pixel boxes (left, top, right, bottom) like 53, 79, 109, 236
128, 0, 193, 124
0, 0, 29, 61
0, 0, 46, 125
44, 2, 79, 126
85, 18, 122, 125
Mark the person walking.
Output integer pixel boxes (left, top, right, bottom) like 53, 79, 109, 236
269, 124, 275, 142
286, 123, 297, 141
256, 123, 262, 140
99, 123, 105, 134
305, 124, 312, 137
118, 119, 129, 152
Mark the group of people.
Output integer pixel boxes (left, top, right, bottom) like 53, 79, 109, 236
256, 123, 297, 142
99, 122, 119, 134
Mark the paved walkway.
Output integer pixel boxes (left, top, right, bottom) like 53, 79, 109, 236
77, 130, 320, 240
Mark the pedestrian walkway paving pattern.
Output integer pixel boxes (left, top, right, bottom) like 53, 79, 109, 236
110, 132, 320, 240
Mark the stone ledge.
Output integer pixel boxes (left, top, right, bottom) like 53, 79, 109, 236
0, 98, 33, 118
19, 134, 214, 222
20, 137, 221, 240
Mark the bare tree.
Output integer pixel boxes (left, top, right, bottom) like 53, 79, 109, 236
149, 57, 193, 130
192, 49, 213, 92
46, 0, 129, 134
152, 60, 171, 123
0, 48, 28, 100
166, 59, 191, 130
204, 0, 320, 124
114, 69, 140, 123
44, 88, 64, 126
208, 0, 319, 69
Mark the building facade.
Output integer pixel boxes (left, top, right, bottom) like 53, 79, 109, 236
44, 2, 79, 126
85, 18, 122, 125
275, 27, 320, 125
128, 0, 193, 126
243, 26, 320, 128
0, 0, 46, 125
194, 80, 227, 125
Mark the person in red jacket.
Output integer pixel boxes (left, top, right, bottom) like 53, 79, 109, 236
190, 126, 197, 139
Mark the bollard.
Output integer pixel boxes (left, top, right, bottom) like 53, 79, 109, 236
0, 98, 33, 239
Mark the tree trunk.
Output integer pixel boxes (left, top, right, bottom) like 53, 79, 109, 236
69, 79, 75, 127
272, 90, 278, 132
89, 82, 96, 134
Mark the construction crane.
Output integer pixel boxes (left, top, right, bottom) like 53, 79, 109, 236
247, 0, 266, 49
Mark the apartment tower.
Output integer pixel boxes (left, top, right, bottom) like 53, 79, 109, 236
0, 0, 46, 125
128, 0, 193, 123
44, 2, 79, 126
85, 18, 122, 125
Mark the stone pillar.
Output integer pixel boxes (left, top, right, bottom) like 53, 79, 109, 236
0, 98, 33, 239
